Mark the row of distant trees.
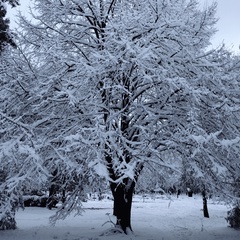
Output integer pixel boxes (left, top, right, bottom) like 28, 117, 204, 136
1, 0, 240, 233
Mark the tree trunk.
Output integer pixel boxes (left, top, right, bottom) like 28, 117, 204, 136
47, 184, 58, 209
110, 179, 135, 234
202, 190, 209, 218
47, 170, 59, 209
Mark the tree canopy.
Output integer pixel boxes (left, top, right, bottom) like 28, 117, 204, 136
0, 0, 239, 232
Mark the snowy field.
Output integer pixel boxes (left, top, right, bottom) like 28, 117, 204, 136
1, 194, 239, 240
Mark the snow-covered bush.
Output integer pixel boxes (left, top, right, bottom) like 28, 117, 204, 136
0, 170, 18, 230
23, 194, 48, 207
0, 211, 16, 230
226, 206, 240, 229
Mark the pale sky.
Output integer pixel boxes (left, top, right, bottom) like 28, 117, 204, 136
6, 0, 240, 54
200, 0, 240, 54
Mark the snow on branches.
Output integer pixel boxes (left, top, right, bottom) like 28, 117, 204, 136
0, 0, 239, 229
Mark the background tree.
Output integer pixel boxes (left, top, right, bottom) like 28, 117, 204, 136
0, 0, 19, 52
0, 0, 20, 230
0, 42, 50, 229
1, 0, 240, 234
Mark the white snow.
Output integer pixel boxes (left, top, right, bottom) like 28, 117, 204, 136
1, 194, 239, 240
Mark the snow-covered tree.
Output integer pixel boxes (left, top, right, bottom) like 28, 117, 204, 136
189, 47, 240, 199
0, 43, 50, 229
1, 0, 240, 233
0, 0, 20, 230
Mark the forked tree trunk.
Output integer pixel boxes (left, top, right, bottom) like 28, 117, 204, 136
110, 179, 135, 234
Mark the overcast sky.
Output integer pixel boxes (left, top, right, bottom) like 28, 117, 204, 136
6, 0, 240, 54
201, 0, 240, 54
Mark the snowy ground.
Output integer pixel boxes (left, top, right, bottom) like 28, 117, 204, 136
1, 194, 239, 240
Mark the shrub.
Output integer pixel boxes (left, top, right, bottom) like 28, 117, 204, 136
226, 206, 240, 229
0, 211, 16, 230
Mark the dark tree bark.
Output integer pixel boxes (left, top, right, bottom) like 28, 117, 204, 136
202, 190, 209, 218
47, 183, 58, 209
110, 179, 135, 234
177, 189, 181, 198
47, 170, 59, 209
